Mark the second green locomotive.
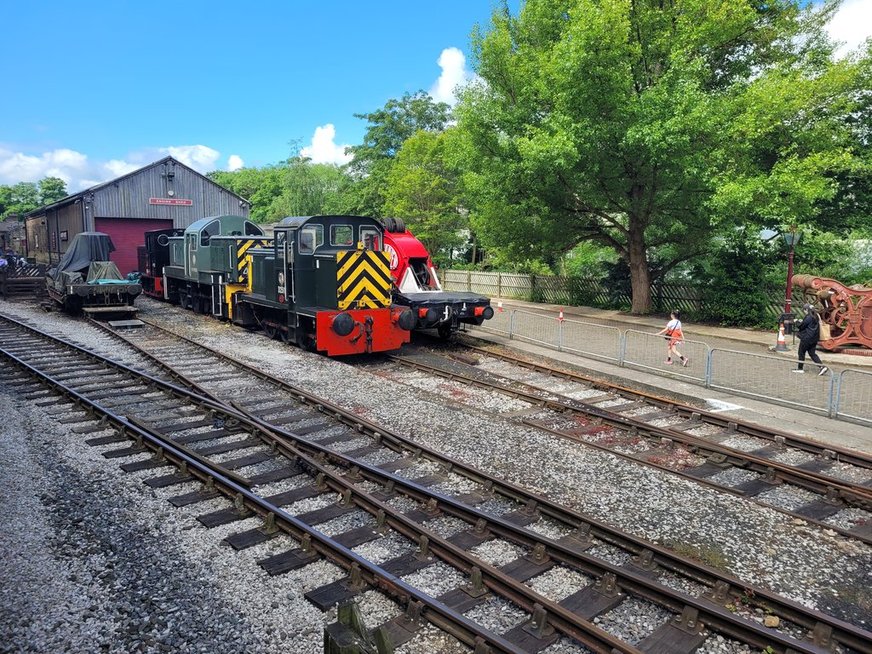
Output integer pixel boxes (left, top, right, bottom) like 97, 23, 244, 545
162, 214, 416, 355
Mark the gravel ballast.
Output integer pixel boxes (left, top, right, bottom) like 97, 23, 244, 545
2, 298, 871, 652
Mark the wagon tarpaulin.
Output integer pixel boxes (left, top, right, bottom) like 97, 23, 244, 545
49, 232, 116, 281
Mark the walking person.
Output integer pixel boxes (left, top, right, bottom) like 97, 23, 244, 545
656, 310, 688, 367
794, 303, 829, 375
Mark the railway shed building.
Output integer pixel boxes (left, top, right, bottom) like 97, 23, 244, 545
25, 156, 250, 274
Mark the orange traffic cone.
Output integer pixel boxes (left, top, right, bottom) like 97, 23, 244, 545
497, 301, 504, 313
557, 308, 565, 322
775, 323, 788, 352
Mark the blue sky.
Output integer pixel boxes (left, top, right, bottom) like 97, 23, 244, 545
1, 0, 868, 192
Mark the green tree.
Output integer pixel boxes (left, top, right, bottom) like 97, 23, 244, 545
38, 177, 68, 205
0, 182, 40, 220
209, 159, 349, 222
456, 0, 866, 313
209, 166, 286, 222
1, 177, 68, 220
383, 129, 467, 262
266, 158, 348, 218
342, 91, 451, 217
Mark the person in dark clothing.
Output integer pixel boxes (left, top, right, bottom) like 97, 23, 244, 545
793, 304, 829, 375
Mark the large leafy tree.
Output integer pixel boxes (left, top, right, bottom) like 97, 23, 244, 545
266, 158, 348, 218
383, 129, 467, 261
342, 91, 451, 217
456, 0, 866, 313
38, 177, 68, 205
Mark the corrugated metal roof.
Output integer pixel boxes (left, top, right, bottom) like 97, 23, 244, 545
25, 156, 250, 217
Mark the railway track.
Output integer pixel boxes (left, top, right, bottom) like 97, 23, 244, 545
3, 310, 871, 652
376, 343, 872, 547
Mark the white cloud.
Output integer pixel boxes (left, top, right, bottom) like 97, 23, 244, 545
826, 0, 872, 58
429, 47, 474, 106
0, 143, 236, 193
105, 159, 140, 178
161, 144, 221, 170
300, 124, 352, 165
227, 154, 244, 171
0, 148, 89, 188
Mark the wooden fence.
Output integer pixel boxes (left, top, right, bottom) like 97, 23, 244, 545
0, 263, 47, 299
443, 270, 797, 321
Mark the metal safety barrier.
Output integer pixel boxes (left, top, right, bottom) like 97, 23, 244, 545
468, 307, 872, 426
560, 317, 622, 363
708, 348, 833, 415
833, 369, 872, 426
509, 309, 561, 349
622, 329, 710, 384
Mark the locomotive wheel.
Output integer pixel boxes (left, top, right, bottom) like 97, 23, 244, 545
295, 324, 317, 351
263, 324, 277, 339
279, 328, 290, 343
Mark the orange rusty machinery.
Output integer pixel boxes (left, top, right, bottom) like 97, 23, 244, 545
793, 274, 872, 351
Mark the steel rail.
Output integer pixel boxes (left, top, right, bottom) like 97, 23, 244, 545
388, 353, 872, 511
459, 341, 872, 470
0, 326, 531, 654
94, 316, 872, 653
238, 409, 852, 654
1, 313, 639, 652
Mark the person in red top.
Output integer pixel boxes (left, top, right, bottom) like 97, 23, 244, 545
656, 310, 688, 367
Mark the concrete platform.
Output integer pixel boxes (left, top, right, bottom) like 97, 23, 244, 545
466, 299, 872, 455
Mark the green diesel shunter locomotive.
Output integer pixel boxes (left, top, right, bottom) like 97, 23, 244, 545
162, 214, 415, 355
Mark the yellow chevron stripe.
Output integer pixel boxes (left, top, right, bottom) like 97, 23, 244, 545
338, 278, 390, 309
236, 239, 268, 271
341, 276, 389, 300
337, 267, 391, 293
337, 251, 391, 279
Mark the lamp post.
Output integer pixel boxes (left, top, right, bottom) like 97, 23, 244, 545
783, 225, 801, 315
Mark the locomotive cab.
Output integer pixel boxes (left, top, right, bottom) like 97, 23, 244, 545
163, 215, 268, 314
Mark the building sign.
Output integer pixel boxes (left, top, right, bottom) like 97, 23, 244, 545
149, 197, 193, 206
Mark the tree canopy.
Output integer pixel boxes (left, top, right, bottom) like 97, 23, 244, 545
209, 158, 347, 222
383, 129, 467, 262
455, 0, 868, 312
341, 91, 451, 217
1, 177, 68, 220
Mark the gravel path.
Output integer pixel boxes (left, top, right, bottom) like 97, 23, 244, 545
2, 298, 871, 653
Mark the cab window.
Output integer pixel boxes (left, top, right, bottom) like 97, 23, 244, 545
331, 224, 354, 247
299, 225, 323, 254
360, 227, 381, 250
244, 221, 262, 236
200, 220, 219, 247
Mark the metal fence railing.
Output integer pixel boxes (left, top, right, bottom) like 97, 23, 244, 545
560, 316, 622, 363
467, 307, 872, 426
833, 369, 872, 425
621, 329, 710, 384
708, 349, 833, 415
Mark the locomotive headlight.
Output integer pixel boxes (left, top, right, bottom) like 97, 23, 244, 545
331, 312, 355, 336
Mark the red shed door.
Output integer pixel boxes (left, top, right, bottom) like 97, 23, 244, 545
95, 218, 174, 275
